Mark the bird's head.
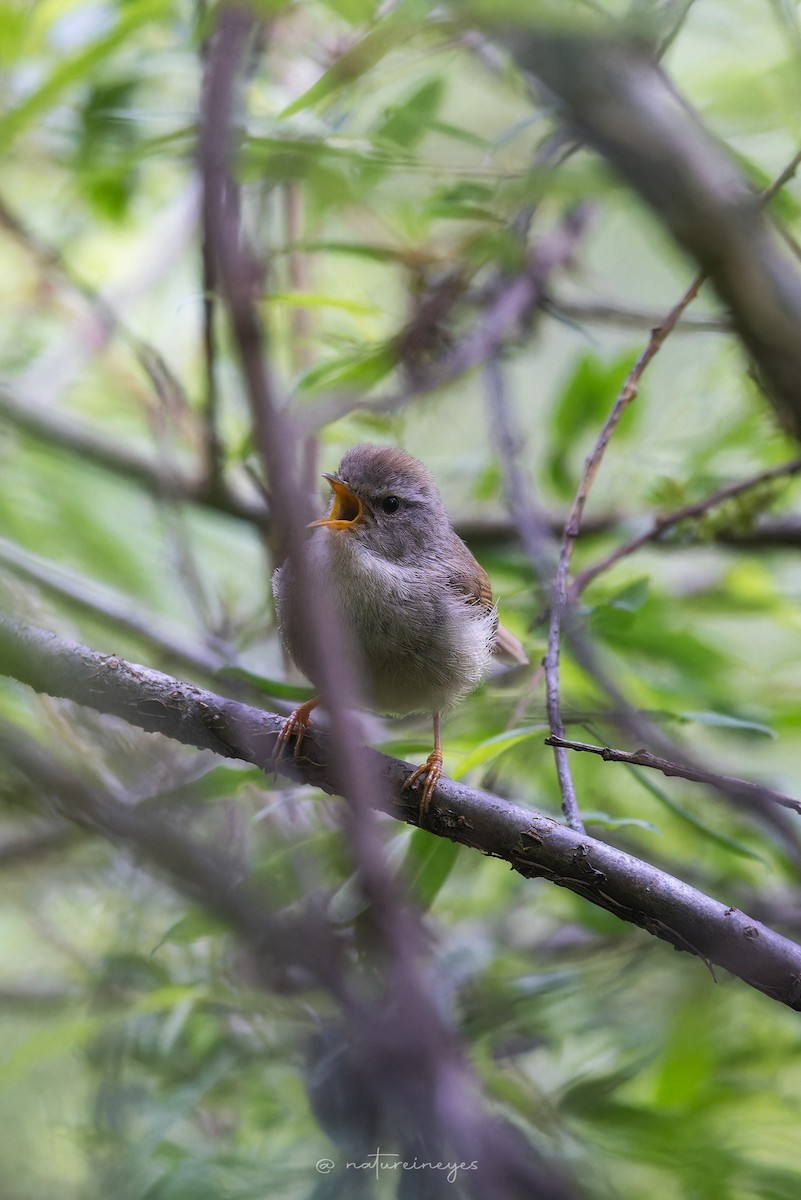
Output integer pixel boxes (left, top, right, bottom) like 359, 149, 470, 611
309, 444, 449, 564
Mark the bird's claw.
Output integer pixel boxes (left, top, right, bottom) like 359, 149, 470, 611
403, 750, 443, 827
272, 700, 317, 770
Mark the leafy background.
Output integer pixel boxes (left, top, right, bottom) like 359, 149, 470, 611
2, 1, 801, 1197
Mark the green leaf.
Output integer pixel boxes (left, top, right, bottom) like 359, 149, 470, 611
144, 766, 264, 807
606, 577, 650, 612
279, 0, 429, 117
0, 0, 168, 155
582, 811, 659, 833
452, 725, 547, 780
295, 344, 395, 394
429, 119, 489, 149
217, 666, 315, 702
425, 202, 504, 223
0, 1, 28, 70
152, 911, 230, 950
292, 239, 411, 262
627, 768, 766, 862
241, 133, 411, 187
589, 597, 727, 676
264, 290, 380, 315
400, 829, 460, 909
0, 1018, 98, 1084
678, 711, 776, 739
375, 77, 445, 149
546, 350, 639, 499
435, 181, 496, 205
318, 0, 378, 24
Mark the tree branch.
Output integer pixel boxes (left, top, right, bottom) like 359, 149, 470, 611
513, 33, 801, 439
545, 735, 801, 815
573, 456, 801, 594
2, 614, 801, 1010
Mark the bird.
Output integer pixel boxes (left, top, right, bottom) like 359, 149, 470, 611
271, 444, 527, 824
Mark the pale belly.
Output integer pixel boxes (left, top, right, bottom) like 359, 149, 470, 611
273, 534, 495, 716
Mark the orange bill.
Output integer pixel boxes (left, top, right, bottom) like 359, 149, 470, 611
308, 474, 363, 530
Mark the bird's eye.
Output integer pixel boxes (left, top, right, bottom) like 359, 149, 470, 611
381, 495, 401, 514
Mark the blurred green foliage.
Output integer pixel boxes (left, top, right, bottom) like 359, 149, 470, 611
2, 1, 801, 1198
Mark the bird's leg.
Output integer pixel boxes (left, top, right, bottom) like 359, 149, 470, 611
403, 711, 443, 827
273, 696, 321, 765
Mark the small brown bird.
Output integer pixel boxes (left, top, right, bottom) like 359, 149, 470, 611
272, 444, 526, 822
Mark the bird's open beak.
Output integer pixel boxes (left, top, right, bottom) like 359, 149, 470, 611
307, 474, 363, 530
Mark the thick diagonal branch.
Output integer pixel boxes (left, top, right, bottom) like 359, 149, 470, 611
514, 33, 801, 438
2, 614, 801, 1011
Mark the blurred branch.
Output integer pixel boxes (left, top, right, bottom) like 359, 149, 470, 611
545, 735, 801, 815
0, 535, 233, 679
3, 615, 801, 1010
460, 511, 801, 552
0, 383, 266, 524
0, 712, 349, 996
473, 210, 598, 831
7, 379, 801, 555
197, 13, 578, 1192
546, 294, 730, 333
201, 214, 225, 494
483, 211, 593, 566
0, 986, 76, 1011
512, 34, 801, 439
573, 456, 801, 593
717, 514, 801, 547
484, 356, 580, 827
0, 823, 79, 867
0, 720, 581, 1200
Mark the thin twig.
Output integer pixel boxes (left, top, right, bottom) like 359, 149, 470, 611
544, 273, 706, 831
9, 374, 801, 555
284, 182, 314, 373
762, 147, 801, 201
545, 735, 801, 815
543, 142, 801, 836
485, 354, 556, 581
573, 456, 801, 595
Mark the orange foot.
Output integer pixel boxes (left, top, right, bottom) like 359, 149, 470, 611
403, 749, 443, 827
273, 697, 320, 767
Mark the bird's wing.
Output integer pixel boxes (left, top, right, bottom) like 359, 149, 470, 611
446, 533, 496, 614
446, 534, 528, 666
